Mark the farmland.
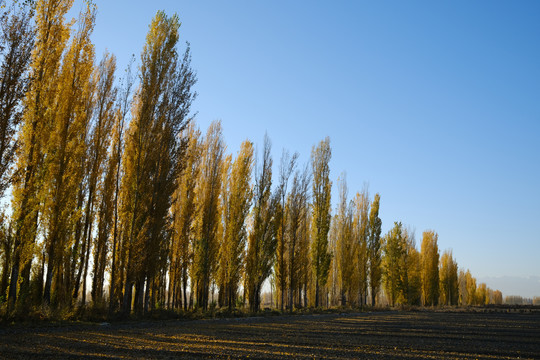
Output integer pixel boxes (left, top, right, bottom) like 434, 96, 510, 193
1, 311, 539, 359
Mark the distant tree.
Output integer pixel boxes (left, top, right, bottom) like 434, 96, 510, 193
367, 193, 382, 306
404, 228, 421, 306
439, 249, 459, 306
476, 283, 488, 305
465, 270, 476, 306
382, 222, 406, 306
458, 269, 467, 305
311, 137, 332, 308
492, 290, 503, 305
420, 230, 439, 306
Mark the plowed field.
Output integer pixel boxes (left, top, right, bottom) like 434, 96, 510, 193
1, 311, 539, 359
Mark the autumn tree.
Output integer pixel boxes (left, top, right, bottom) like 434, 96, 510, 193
334, 175, 355, 306
274, 150, 297, 311
285, 165, 310, 311
295, 197, 311, 309
367, 193, 382, 306
354, 188, 370, 306
403, 228, 421, 305
89, 52, 117, 306
40, 0, 96, 307
169, 123, 200, 310
464, 269, 476, 306
121, 11, 196, 314
246, 135, 278, 312
108, 57, 134, 312
311, 137, 332, 308
492, 290, 503, 305
476, 283, 488, 305
8, 0, 73, 312
218, 140, 254, 309
420, 230, 439, 306
0, 1, 34, 197
192, 121, 225, 311
382, 222, 406, 306
439, 249, 458, 306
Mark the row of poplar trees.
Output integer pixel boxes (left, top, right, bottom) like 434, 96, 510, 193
0, 0, 500, 317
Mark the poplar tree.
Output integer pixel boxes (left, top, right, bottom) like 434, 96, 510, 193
311, 137, 332, 308
285, 165, 310, 311
89, 52, 117, 306
439, 249, 458, 306
274, 150, 297, 311
382, 222, 405, 306
420, 230, 440, 306
170, 123, 200, 310
367, 193, 382, 306
403, 227, 421, 305
246, 135, 278, 312
121, 11, 195, 314
354, 188, 370, 306
218, 140, 254, 309
464, 269, 476, 305
0, 1, 34, 197
42, 1, 96, 307
8, 0, 73, 311
108, 57, 134, 312
193, 120, 225, 311
335, 176, 354, 306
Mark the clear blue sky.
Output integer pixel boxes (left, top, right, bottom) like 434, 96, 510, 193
71, 0, 540, 297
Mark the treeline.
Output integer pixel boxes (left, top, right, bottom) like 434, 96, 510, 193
0, 0, 501, 318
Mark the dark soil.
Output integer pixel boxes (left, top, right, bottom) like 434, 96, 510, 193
1, 311, 539, 359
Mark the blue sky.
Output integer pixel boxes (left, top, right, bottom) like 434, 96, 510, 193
70, 0, 540, 297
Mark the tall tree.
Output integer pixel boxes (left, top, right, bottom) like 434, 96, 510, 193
420, 230, 440, 306
121, 11, 195, 314
286, 165, 310, 311
218, 140, 254, 309
89, 52, 117, 306
368, 193, 382, 306
192, 120, 224, 311
0, 1, 34, 197
8, 0, 73, 312
108, 57, 134, 312
246, 135, 278, 312
310, 137, 332, 308
170, 123, 200, 310
354, 188, 370, 306
274, 150, 297, 311
439, 249, 459, 306
334, 175, 355, 306
41, 1, 96, 307
403, 227, 421, 305
382, 221, 408, 306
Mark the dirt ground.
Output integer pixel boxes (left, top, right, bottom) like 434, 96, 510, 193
1, 311, 539, 359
